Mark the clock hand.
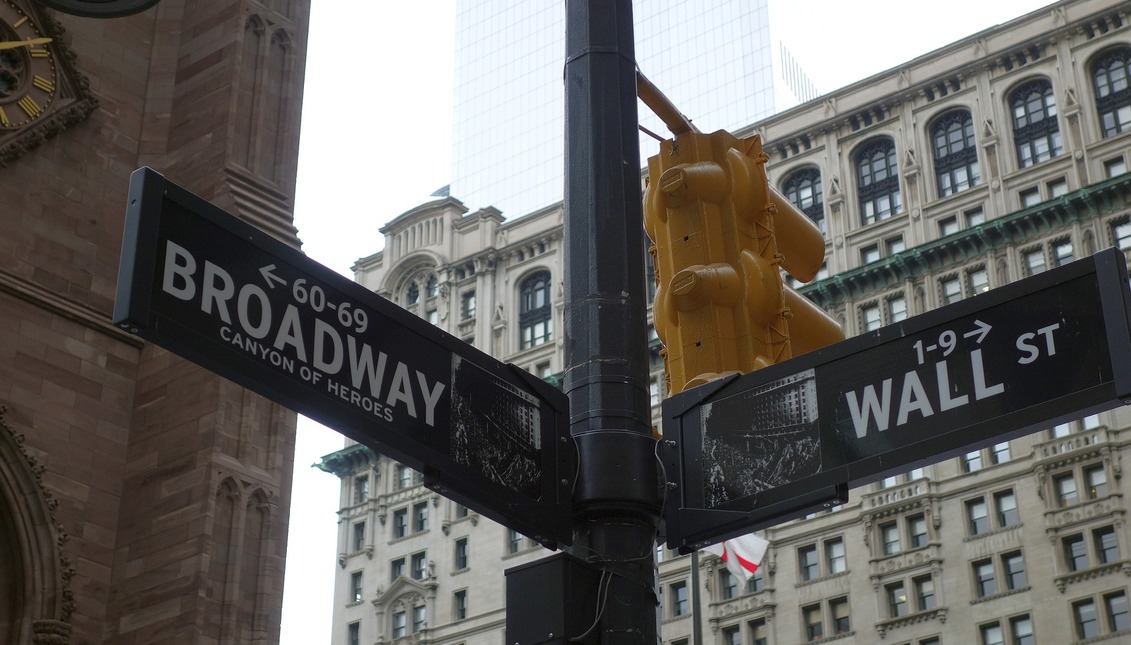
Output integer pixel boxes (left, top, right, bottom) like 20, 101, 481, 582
0, 37, 52, 50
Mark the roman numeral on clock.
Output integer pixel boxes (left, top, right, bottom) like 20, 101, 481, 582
18, 95, 41, 118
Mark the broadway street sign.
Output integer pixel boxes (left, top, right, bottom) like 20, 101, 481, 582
661, 247, 1131, 551
114, 167, 574, 547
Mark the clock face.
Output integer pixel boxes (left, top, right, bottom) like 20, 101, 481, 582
0, 1, 58, 129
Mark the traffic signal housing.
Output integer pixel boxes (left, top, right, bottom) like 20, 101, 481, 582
643, 130, 843, 394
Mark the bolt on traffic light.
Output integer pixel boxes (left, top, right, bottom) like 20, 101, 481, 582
643, 130, 843, 395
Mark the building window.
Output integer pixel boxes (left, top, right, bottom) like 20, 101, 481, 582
412, 605, 426, 633
1074, 598, 1099, 639
826, 538, 846, 574
426, 309, 438, 325
1105, 157, 1128, 178
461, 291, 476, 319
973, 558, 997, 597
392, 610, 407, 639
1055, 472, 1079, 507
1020, 186, 1041, 208
856, 138, 901, 225
1064, 534, 1088, 571
783, 167, 825, 235
670, 581, 688, 617
980, 622, 1004, 645
881, 522, 901, 556
967, 498, 990, 535
908, 514, 929, 548
747, 569, 764, 593
1086, 465, 1109, 499
1011, 79, 1062, 167
888, 296, 908, 323
750, 618, 768, 645
722, 626, 741, 645
410, 552, 427, 580
1093, 47, 1131, 137
941, 276, 962, 305
1112, 218, 1131, 250
454, 537, 469, 570
406, 283, 420, 306
830, 596, 851, 634
1107, 591, 1131, 632
966, 206, 986, 227
719, 569, 738, 600
353, 521, 366, 551
963, 450, 983, 472
861, 304, 881, 332
886, 235, 905, 255
390, 557, 405, 582
1052, 239, 1074, 266
348, 621, 360, 645
914, 575, 936, 610
799, 545, 819, 581
968, 267, 990, 295
994, 490, 1019, 527
938, 215, 960, 236
354, 475, 369, 504
1049, 178, 1069, 197
507, 529, 523, 554
519, 271, 552, 349
425, 275, 438, 298
991, 441, 1011, 464
861, 244, 880, 264
1022, 247, 1046, 275
454, 589, 468, 620
396, 465, 413, 489
803, 603, 823, 641
350, 571, 363, 603
1011, 614, 1035, 645
1002, 551, 1027, 590
932, 109, 980, 196
455, 503, 469, 519
392, 508, 407, 539
412, 502, 428, 533
887, 582, 909, 617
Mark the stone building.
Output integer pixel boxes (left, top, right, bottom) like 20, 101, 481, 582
319, 0, 1131, 643
0, 1, 309, 642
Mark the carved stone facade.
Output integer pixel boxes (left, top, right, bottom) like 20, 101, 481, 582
0, 1, 310, 642
326, 1, 1131, 644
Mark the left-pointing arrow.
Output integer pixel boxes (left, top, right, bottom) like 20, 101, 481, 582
260, 264, 286, 288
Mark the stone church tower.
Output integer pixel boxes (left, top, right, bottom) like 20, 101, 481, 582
0, 0, 309, 642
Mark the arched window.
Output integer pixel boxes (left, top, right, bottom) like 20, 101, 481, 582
405, 283, 420, 306
1010, 79, 1061, 167
931, 110, 980, 197
855, 139, 901, 225
519, 271, 552, 349
1092, 47, 1131, 138
782, 168, 825, 235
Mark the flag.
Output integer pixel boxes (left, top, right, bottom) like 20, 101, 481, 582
703, 533, 769, 582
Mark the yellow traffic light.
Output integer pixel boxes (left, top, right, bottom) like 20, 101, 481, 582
643, 130, 842, 394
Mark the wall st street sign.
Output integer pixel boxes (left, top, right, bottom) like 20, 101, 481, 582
661, 247, 1131, 551
114, 168, 574, 547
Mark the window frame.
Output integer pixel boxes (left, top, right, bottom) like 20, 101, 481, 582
519, 270, 553, 350
931, 109, 980, 197
1010, 78, 1062, 168
855, 138, 902, 225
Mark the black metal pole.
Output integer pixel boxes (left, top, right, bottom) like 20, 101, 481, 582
563, 1, 660, 644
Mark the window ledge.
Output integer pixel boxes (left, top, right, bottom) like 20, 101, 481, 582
796, 569, 851, 589
875, 607, 948, 638
970, 585, 1030, 604
963, 522, 1022, 543
1077, 627, 1131, 644
806, 629, 855, 644
1055, 560, 1131, 593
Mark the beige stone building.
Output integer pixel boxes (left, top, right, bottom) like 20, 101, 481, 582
0, 1, 309, 642
319, 0, 1131, 643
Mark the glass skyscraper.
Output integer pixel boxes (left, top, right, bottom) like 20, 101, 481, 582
450, 0, 813, 217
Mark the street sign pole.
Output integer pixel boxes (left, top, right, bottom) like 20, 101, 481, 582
563, 0, 661, 642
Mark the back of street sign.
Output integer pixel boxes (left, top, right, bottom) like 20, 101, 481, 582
114, 167, 574, 547
661, 247, 1131, 551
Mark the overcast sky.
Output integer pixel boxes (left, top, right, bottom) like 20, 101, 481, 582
280, 1, 1055, 642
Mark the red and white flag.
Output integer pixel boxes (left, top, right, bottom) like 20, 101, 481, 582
703, 533, 769, 582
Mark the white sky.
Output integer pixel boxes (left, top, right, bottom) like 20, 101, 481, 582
280, 1, 1055, 642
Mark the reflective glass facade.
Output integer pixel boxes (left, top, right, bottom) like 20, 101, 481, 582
451, 0, 806, 217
